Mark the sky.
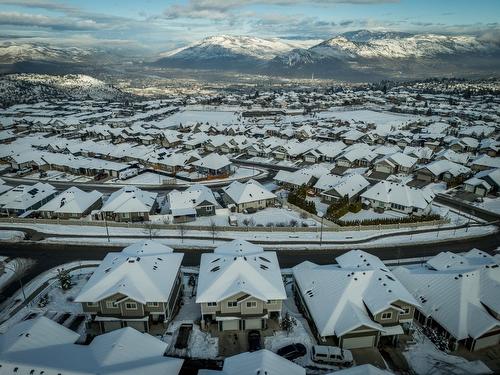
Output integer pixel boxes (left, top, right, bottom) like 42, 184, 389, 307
0, 0, 499, 54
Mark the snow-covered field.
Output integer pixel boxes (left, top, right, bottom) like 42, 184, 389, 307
153, 108, 241, 129
319, 109, 423, 132
404, 328, 492, 374
106, 171, 174, 185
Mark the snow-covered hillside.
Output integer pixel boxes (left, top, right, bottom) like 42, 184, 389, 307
0, 42, 92, 64
0, 74, 129, 105
310, 33, 490, 60
158, 35, 319, 61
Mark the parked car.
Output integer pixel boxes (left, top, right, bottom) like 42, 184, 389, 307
248, 330, 261, 352
277, 343, 307, 360
16, 167, 32, 176
94, 172, 108, 181
311, 345, 353, 366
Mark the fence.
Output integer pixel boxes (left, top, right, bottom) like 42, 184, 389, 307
0, 216, 449, 233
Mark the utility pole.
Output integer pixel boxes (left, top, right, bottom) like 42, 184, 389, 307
318, 211, 324, 247
104, 216, 110, 242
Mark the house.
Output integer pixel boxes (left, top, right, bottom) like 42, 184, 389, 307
0, 316, 183, 374
167, 184, 219, 222
293, 250, 418, 349
98, 186, 158, 222
373, 152, 418, 175
0, 182, 57, 217
274, 169, 316, 190
38, 186, 103, 219
415, 160, 471, 183
471, 154, 500, 172
476, 168, 500, 193
196, 239, 286, 331
75, 241, 184, 333
0, 178, 12, 195
463, 177, 492, 197
361, 181, 435, 216
191, 152, 232, 177
326, 364, 393, 375
393, 250, 500, 351
321, 174, 370, 203
222, 179, 277, 213
199, 349, 306, 375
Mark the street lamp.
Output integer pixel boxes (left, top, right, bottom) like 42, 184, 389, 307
3, 264, 27, 303
318, 211, 324, 247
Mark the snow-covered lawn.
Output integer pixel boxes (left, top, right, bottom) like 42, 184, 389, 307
0, 257, 33, 292
105, 172, 174, 185
184, 207, 319, 227
307, 196, 329, 215
340, 209, 407, 223
25, 170, 91, 183
473, 197, 500, 215
404, 328, 492, 374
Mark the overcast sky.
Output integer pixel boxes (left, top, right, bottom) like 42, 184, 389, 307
0, 0, 498, 54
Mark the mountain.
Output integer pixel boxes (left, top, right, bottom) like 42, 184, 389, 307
155, 35, 320, 70
268, 31, 500, 80
0, 74, 131, 106
0, 42, 93, 64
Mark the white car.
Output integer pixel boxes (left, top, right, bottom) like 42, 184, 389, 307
311, 345, 354, 366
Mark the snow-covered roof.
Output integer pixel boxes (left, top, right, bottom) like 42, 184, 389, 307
419, 159, 471, 177
274, 169, 314, 186
393, 249, 500, 340
196, 239, 286, 303
191, 152, 231, 170
322, 173, 370, 199
361, 181, 435, 210
293, 250, 418, 338
377, 152, 417, 169
0, 182, 56, 210
75, 240, 183, 304
464, 177, 491, 190
223, 179, 276, 204
168, 184, 219, 216
38, 186, 102, 214
472, 154, 500, 169
101, 186, 157, 214
0, 317, 183, 375
326, 364, 393, 375
221, 349, 305, 375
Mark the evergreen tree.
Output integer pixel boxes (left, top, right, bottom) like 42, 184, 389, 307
57, 268, 72, 290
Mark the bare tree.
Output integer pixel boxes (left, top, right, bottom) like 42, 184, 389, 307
143, 221, 160, 240
209, 219, 218, 244
178, 224, 187, 243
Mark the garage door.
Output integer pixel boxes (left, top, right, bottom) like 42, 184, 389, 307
474, 334, 500, 351
103, 321, 122, 332
126, 321, 146, 332
342, 335, 375, 349
245, 319, 262, 330
221, 319, 240, 331
376, 165, 392, 174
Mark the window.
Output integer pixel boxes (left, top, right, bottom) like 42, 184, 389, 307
400, 307, 411, 315
106, 301, 117, 309
381, 312, 393, 320
227, 301, 238, 308
125, 302, 137, 310
147, 302, 159, 307
207, 302, 217, 307
86, 302, 98, 307
246, 301, 257, 308
206, 206, 213, 212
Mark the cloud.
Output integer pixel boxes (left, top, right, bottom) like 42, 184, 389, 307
163, 0, 398, 20
0, 11, 101, 31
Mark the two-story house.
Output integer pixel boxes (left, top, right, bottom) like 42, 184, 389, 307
196, 239, 286, 331
293, 250, 418, 349
75, 240, 184, 334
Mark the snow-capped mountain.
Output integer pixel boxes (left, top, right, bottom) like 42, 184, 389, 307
155, 35, 320, 69
308, 32, 490, 60
0, 42, 92, 64
0, 74, 130, 106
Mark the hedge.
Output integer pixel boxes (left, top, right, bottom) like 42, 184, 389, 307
335, 213, 442, 227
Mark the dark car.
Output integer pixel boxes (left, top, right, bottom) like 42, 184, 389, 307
248, 330, 261, 352
277, 343, 307, 360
